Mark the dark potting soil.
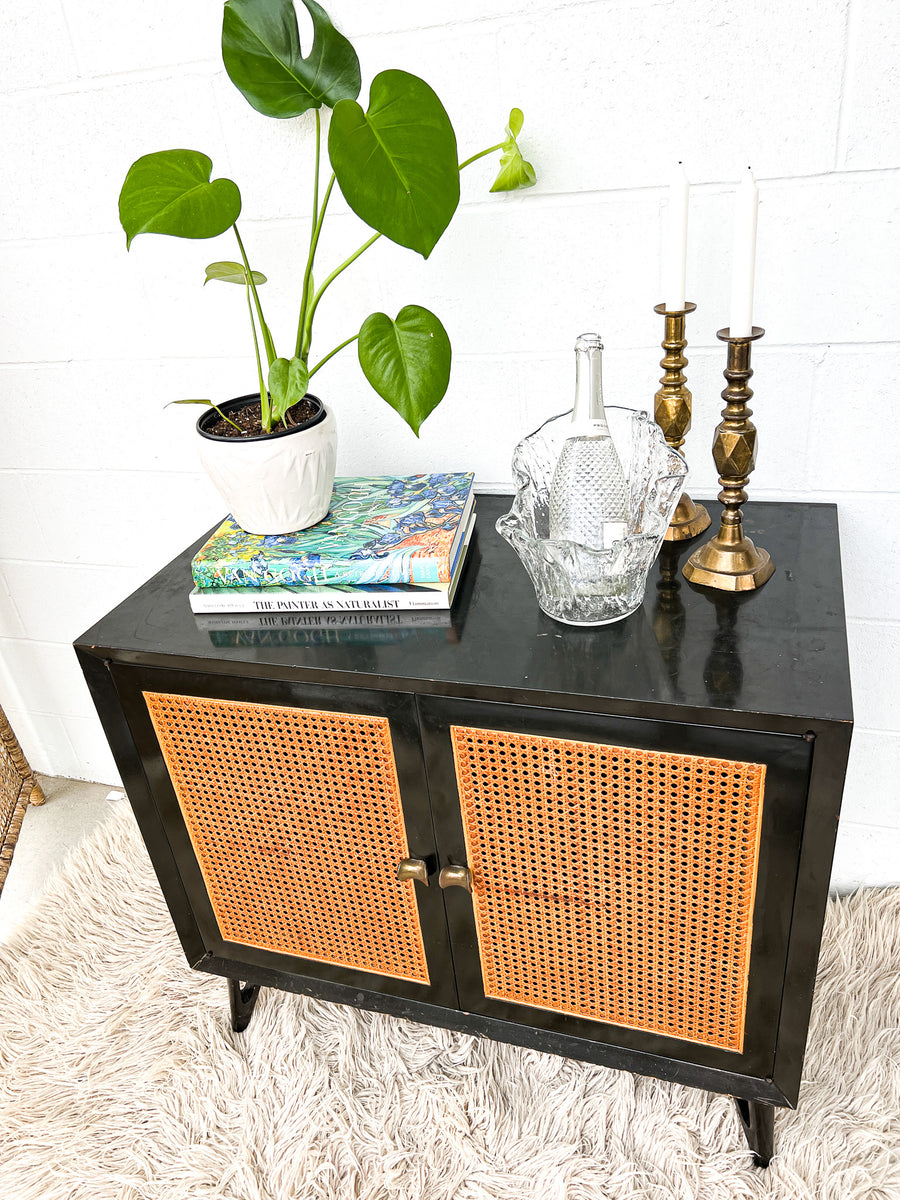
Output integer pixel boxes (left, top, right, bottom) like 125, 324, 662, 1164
207, 397, 319, 438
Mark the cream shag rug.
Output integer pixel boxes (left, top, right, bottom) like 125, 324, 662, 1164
0, 807, 898, 1200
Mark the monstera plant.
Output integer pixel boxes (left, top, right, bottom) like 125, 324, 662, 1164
118, 0, 536, 534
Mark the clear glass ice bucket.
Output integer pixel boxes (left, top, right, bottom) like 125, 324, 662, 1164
496, 406, 688, 626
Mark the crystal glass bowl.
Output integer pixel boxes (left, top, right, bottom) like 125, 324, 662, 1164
496, 406, 687, 626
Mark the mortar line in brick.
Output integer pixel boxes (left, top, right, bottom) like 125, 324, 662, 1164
0, 465, 210, 478
745, 495, 894, 507
834, 0, 858, 170
837, 818, 900, 835
3, 339, 899, 373
0, 699, 98, 723
750, 488, 900, 499
0, 358, 251, 369
846, 724, 900, 736
0, 557, 148, 572
343, 0, 652, 41
1, 61, 220, 99
844, 729, 900, 745
0, 702, 78, 750
0, 559, 154, 573
54, 0, 84, 80
0, 467, 211, 481
449, 169, 900, 213
447, 341, 900, 357
0, 631, 116, 650
2, 166, 899, 252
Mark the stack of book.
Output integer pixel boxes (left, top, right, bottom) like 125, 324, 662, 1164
189, 473, 476, 615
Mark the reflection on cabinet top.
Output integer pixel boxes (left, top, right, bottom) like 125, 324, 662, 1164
76, 497, 852, 729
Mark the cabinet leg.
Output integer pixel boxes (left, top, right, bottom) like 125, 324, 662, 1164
228, 979, 261, 1033
733, 1097, 775, 1166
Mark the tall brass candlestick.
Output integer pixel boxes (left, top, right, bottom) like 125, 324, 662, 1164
653, 302, 710, 541
683, 327, 774, 591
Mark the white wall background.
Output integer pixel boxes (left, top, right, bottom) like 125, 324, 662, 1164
1, 0, 897, 889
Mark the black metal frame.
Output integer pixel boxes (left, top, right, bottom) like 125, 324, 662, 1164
74, 497, 854, 1166
734, 1097, 775, 1167
229, 979, 261, 1033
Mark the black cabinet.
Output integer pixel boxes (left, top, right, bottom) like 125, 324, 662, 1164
75, 498, 852, 1164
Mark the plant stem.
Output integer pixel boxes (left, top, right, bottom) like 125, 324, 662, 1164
295, 143, 504, 372
458, 142, 504, 171
233, 224, 275, 367
246, 283, 271, 431
295, 173, 336, 359
311, 108, 321, 233
308, 334, 359, 379
302, 231, 381, 360
212, 404, 242, 432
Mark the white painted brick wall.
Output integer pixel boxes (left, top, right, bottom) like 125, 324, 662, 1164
1, 0, 898, 889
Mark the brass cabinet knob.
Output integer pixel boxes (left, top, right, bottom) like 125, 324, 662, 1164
439, 864, 472, 893
396, 858, 429, 887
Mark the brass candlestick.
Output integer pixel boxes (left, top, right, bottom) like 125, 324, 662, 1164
653, 302, 710, 541
683, 327, 774, 591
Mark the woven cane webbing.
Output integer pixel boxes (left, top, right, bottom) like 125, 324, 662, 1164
144, 692, 430, 984
0, 706, 45, 894
0, 738, 25, 893
450, 725, 766, 1051
0, 734, 21, 820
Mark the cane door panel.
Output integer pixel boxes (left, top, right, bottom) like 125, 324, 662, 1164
419, 696, 813, 1078
111, 665, 457, 1008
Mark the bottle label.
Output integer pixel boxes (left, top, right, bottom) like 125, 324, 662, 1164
568, 417, 612, 438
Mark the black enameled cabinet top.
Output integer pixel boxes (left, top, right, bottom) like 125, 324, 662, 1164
75, 497, 853, 727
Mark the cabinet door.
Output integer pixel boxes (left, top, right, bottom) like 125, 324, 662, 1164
111, 664, 457, 1008
419, 696, 813, 1081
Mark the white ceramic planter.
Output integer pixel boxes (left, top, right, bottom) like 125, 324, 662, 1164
196, 394, 337, 534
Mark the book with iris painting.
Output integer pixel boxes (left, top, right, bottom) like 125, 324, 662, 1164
191, 473, 476, 590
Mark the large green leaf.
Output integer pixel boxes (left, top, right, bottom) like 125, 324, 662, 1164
204, 261, 267, 285
329, 70, 459, 258
358, 306, 451, 435
222, 0, 360, 118
490, 108, 537, 193
268, 356, 310, 427
119, 150, 241, 249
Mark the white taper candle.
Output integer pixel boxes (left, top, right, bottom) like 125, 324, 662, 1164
663, 162, 689, 311
728, 168, 759, 337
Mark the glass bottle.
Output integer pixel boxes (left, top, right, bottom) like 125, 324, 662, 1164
549, 333, 629, 549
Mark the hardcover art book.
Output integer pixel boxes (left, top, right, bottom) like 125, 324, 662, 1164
191, 473, 476, 589
189, 511, 475, 615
